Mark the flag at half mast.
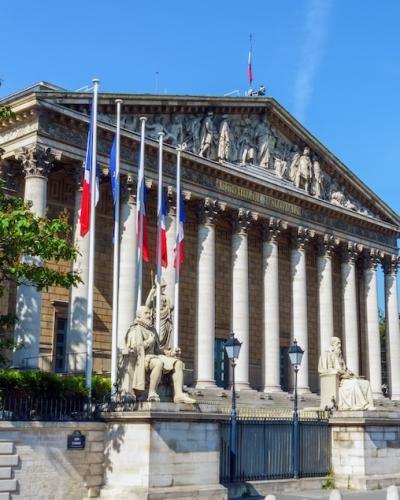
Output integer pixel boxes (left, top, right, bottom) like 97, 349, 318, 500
156, 189, 168, 268
174, 190, 186, 271
248, 34, 253, 85
137, 167, 150, 262
80, 101, 99, 237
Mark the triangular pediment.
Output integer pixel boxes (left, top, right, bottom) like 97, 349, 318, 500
1, 86, 399, 227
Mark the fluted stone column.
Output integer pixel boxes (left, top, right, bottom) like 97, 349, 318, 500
195, 199, 220, 388
231, 209, 255, 390
384, 255, 400, 400
162, 187, 177, 306
341, 242, 360, 375
364, 249, 383, 398
290, 227, 313, 393
65, 165, 90, 371
261, 218, 285, 393
117, 176, 137, 350
317, 235, 337, 354
13, 146, 54, 368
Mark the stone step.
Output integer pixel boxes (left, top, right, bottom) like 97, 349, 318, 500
0, 444, 13, 455
0, 469, 11, 480
0, 456, 17, 468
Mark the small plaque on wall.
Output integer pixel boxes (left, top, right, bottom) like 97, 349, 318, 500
67, 430, 86, 450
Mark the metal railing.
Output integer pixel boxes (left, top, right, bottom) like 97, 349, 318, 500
220, 416, 331, 483
0, 396, 97, 421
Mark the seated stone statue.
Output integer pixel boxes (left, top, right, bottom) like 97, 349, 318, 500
125, 305, 196, 404
318, 337, 375, 411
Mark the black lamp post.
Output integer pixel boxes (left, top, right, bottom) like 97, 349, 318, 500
224, 332, 242, 483
288, 339, 304, 480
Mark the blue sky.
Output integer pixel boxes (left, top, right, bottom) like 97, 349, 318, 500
2, 0, 399, 304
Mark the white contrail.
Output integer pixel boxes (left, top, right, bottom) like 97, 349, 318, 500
293, 0, 333, 122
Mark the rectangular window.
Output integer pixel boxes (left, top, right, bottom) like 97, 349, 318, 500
54, 315, 67, 373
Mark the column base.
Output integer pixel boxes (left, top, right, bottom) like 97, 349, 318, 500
235, 382, 253, 391
373, 392, 384, 399
390, 394, 400, 401
297, 387, 312, 396
261, 386, 283, 394
195, 380, 217, 389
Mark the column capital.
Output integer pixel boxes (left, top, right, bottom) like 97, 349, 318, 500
363, 248, 383, 271
121, 173, 137, 204
340, 241, 363, 263
262, 217, 287, 242
290, 226, 315, 250
232, 208, 258, 235
317, 233, 340, 258
17, 145, 57, 178
196, 198, 223, 226
382, 254, 399, 276
71, 162, 84, 190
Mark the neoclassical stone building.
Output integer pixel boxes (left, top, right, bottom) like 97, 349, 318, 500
1, 82, 399, 399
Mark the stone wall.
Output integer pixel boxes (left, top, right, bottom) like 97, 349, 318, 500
0, 420, 106, 500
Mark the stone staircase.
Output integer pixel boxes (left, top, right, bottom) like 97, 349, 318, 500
0, 441, 18, 500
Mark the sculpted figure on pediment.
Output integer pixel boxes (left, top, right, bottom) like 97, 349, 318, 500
254, 117, 276, 168
217, 115, 233, 162
288, 145, 300, 182
164, 114, 184, 146
312, 157, 325, 198
238, 118, 256, 165
291, 146, 312, 192
199, 112, 218, 159
122, 115, 137, 131
184, 115, 202, 152
147, 115, 166, 139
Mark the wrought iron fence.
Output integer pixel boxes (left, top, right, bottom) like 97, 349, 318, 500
220, 416, 331, 483
0, 396, 97, 421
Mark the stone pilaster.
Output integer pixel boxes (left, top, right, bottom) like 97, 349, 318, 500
65, 163, 90, 371
290, 226, 314, 393
363, 249, 383, 398
383, 254, 400, 400
317, 234, 338, 354
13, 145, 55, 368
231, 208, 257, 390
195, 198, 221, 388
341, 242, 361, 375
261, 218, 286, 393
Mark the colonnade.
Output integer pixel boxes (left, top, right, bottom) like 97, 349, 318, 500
11, 152, 400, 400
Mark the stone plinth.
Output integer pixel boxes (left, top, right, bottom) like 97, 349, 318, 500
100, 404, 227, 500
331, 410, 400, 490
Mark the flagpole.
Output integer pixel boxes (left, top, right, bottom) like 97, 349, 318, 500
110, 98, 122, 399
173, 146, 182, 350
156, 132, 164, 338
86, 78, 100, 405
135, 117, 147, 312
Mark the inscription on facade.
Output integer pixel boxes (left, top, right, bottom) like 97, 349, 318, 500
216, 179, 303, 217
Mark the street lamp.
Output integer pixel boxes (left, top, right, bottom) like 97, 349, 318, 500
288, 339, 304, 480
224, 332, 242, 483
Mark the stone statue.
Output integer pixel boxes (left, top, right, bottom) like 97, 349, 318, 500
288, 145, 300, 182
125, 305, 196, 404
145, 279, 173, 349
184, 115, 202, 152
238, 118, 255, 165
217, 115, 232, 162
164, 115, 184, 145
318, 337, 375, 411
199, 112, 217, 159
312, 158, 324, 198
292, 147, 312, 192
146, 116, 166, 139
254, 118, 276, 168
274, 157, 288, 178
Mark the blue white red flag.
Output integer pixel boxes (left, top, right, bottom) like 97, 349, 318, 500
109, 136, 118, 205
174, 191, 186, 270
156, 189, 168, 268
137, 171, 150, 262
80, 101, 99, 237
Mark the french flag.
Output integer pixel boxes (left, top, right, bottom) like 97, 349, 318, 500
157, 189, 168, 268
80, 101, 99, 237
137, 172, 150, 263
174, 191, 186, 271
247, 48, 253, 85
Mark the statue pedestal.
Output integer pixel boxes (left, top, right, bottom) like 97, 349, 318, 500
320, 371, 339, 409
100, 404, 227, 499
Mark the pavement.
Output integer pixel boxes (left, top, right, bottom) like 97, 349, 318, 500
242, 490, 388, 499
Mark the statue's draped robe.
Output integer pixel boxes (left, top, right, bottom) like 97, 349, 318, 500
125, 322, 177, 392
318, 350, 374, 410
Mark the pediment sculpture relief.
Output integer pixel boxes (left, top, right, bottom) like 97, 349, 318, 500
98, 110, 379, 219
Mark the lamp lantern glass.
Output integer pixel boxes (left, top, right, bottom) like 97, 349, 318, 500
288, 339, 304, 368
224, 332, 242, 361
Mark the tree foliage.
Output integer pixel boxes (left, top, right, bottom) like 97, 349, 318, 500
0, 106, 15, 120
0, 182, 81, 365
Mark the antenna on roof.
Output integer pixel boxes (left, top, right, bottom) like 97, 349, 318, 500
224, 90, 240, 97
75, 84, 94, 92
155, 71, 159, 94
